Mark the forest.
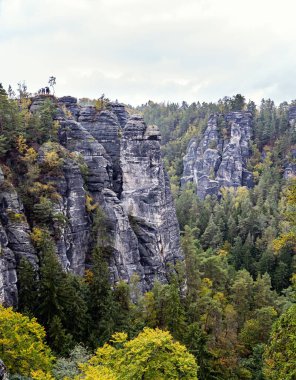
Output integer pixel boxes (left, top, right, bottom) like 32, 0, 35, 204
0, 85, 296, 380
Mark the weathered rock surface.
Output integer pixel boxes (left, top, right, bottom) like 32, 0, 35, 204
37, 143, 90, 275
0, 96, 183, 304
121, 116, 182, 288
181, 112, 253, 198
30, 95, 55, 113
79, 108, 122, 194
107, 102, 129, 128
56, 101, 182, 291
58, 96, 80, 120
0, 167, 38, 306
0, 360, 8, 380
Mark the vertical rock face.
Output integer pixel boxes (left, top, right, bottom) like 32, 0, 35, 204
57, 102, 183, 291
0, 226, 17, 307
107, 102, 129, 128
79, 108, 123, 194
181, 111, 253, 198
121, 117, 182, 288
37, 143, 90, 275
0, 168, 38, 306
0, 96, 183, 303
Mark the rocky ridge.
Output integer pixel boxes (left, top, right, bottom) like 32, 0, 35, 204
181, 111, 253, 198
0, 96, 183, 305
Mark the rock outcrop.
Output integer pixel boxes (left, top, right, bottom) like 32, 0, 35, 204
0, 96, 183, 304
0, 168, 38, 306
0, 360, 8, 380
181, 112, 253, 198
121, 116, 182, 288
57, 100, 182, 291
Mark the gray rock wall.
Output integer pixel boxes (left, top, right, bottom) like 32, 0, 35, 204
57, 101, 183, 291
0, 96, 183, 304
121, 116, 183, 288
182, 111, 253, 198
0, 168, 38, 306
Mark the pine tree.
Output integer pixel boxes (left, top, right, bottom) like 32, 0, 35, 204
113, 281, 132, 334
62, 274, 90, 343
17, 257, 39, 316
37, 248, 68, 326
48, 315, 74, 356
201, 215, 223, 249
87, 246, 116, 347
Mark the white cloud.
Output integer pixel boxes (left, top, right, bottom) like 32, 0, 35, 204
1, 0, 296, 104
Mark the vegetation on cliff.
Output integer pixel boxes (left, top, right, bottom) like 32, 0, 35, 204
1, 86, 296, 379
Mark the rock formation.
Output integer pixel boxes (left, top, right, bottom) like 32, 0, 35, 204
57, 99, 182, 291
121, 117, 182, 288
0, 167, 38, 306
0, 96, 183, 304
0, 360, 8, 380
181, 111, 253, 198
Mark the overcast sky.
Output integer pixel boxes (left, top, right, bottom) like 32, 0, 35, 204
1, 0, 296, 105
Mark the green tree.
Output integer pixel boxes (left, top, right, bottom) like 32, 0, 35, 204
0, 83, 22, 156
264, 303, 296, 379
87, 246, 116, 347
201, 215, 223, 249
17, 257, 39, 316
231, 270, 254, 328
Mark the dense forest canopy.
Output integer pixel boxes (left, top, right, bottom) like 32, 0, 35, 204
0, 86, 296, 379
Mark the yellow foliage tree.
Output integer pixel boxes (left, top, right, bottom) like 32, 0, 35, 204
31, 369, 55, 380
273, 179, 296, 252
0, 306, 54, 376
43, 150, 63, 171
75, 327, 198, 380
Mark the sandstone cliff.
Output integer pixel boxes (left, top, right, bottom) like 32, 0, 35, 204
181, 111, 253, 198
0, 96, 183, 305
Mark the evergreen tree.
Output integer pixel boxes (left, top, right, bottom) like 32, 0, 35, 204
48, 315, 74, 356
37, 248, 68, 327
62, 274, 90, 343
17, 258, 39, 316
201, 215, 223, 249
264, 304, 296, 379
87, 246, 116, 347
